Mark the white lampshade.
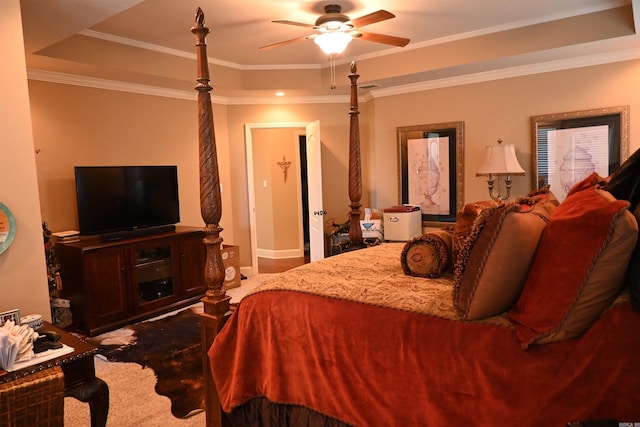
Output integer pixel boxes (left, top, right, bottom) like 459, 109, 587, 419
476, 143, 525, 176
314, 31, 352, 55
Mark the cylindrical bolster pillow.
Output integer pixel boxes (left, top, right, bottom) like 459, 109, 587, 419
400, 229, 453, 278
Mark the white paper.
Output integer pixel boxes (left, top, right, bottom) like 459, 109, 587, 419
7, 344, 74, 372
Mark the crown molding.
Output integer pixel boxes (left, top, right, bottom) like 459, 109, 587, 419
368, 47, 640, 99
225, 95, 349, 105
27, 46, 640, 105
26, 69, 350, 105
27, 68, 204, 101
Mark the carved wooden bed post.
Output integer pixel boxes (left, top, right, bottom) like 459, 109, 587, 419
191, 8, 230, 427
347, 61, 365, 250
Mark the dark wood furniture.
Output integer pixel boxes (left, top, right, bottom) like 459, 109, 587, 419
192, 8, 365, 426
56, 226, 207, 336
0, 322, 109, 427
346, 61, 364, 250
191, 9, 232, 427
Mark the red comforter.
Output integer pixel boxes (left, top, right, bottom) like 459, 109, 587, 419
210, 246, 640, 426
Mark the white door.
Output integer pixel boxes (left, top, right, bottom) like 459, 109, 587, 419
306, 120, 325, 262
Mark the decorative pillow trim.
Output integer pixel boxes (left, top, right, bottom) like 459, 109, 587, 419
451, 204, 504, 305
522, 186, 559, 216
451, 199, 501, 263
518, 206, 628, 349
525, 185, 551, 198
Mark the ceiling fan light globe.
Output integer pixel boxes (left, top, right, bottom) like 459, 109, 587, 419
314, 31, 352, 55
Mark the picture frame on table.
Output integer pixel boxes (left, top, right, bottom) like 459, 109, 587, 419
0, 309, 20, 327
397, 121, 464, 227
531, 105, 630, 202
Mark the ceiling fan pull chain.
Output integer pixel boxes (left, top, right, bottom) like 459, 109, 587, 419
330, 55, 336, 90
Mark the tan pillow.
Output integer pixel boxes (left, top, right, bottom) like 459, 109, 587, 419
509, 188, 638, 348
452, 193, 556, 320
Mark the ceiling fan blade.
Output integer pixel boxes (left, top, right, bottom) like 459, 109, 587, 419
350, 10, 395, 28
359, 31, 410, 47
272, 20, 315, 28
259, 35, 311, 50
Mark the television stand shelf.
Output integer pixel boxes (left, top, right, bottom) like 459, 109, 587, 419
99, 224, 177, 242
55, 226, 208, 336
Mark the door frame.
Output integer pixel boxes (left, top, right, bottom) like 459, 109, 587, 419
245, 122, 312, 276
294, 129, 307, 254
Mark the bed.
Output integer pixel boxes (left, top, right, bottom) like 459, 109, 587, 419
192, 9, 640, 427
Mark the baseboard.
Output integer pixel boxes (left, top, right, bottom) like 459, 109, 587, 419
256, 248, 304, 259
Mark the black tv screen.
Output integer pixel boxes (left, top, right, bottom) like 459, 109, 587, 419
74, 166, 180, 236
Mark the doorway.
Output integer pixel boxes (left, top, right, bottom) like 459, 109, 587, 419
245, 122, 324, 276
299, 134, 309, 257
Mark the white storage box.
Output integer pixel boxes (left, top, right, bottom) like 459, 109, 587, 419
383, 206, 422, 241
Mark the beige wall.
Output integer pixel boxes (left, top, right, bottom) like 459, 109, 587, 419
224, 103, 365, 265
252, 128, 303, 256
29, 79, 236, 259
25, 58, 640, 281
29, 87, 355, 268
0, 0, 51, 319
31, 81, 207, 232
368, 60, 640, 212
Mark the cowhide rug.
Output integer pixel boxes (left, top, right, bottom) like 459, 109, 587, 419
89, 307, 204, 419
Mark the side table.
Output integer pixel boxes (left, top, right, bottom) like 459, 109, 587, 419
0, 322, 109, 427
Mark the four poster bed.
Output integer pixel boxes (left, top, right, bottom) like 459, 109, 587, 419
192, 9, 640, 427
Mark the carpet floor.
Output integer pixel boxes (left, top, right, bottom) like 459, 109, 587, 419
63, 273, 276, 426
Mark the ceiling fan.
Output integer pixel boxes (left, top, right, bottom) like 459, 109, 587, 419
259, 4, 410, 55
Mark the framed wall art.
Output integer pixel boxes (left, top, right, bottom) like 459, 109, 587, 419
397, 121, 464, 227
0, 309, 20, 327
531, 106, 629, 201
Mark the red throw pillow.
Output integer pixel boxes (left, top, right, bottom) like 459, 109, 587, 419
508, 188, 638, 349
566, 171, 607, 197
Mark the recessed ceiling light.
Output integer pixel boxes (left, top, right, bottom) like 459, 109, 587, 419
275, 91, 285, 97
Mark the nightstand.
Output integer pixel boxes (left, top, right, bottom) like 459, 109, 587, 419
0, 322, 109, 427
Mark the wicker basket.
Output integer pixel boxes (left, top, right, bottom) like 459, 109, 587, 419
0, 366, 64, 426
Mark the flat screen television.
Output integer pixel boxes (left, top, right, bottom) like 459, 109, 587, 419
74, 165, 180, 240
